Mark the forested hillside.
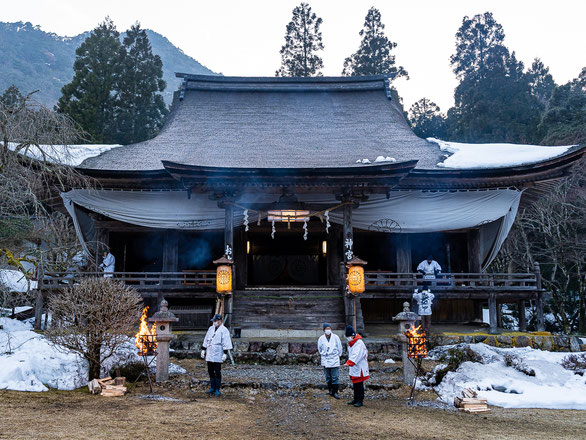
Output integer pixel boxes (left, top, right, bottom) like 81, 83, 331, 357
0, 21, 216, 106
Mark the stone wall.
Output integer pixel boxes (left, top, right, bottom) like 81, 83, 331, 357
170, 333, 585, 364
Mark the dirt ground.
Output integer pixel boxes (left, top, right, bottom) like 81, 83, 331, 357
2, 379, 586, 440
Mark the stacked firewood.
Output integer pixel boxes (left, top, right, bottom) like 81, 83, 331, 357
87, 376, 127, 397
454, 388, 490, 413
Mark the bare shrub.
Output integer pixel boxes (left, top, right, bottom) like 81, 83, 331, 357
562, 353, 586, 375
504, 353, 536, 376
46, 277, 143, 380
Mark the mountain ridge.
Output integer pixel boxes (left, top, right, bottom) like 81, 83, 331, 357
0, 21, 217, 106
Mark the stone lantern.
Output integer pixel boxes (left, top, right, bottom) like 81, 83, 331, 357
393, 301, 420, 385
149, 298, 178, 382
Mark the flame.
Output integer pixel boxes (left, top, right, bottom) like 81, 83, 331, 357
405, 324, 428, 359
135, 307, 157, 356
405, 324, 425, 338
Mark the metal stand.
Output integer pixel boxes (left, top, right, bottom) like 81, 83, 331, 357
129, 354, 158, 393
408, 357, 424, 402
131, 333, 158, 393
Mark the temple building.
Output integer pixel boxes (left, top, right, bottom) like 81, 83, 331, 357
45, 74, 585, 336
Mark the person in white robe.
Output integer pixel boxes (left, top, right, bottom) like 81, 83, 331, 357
412, 289, 435, 334
201, 313, 233, 396
317, 322, 343, 399
99, 251, 115, 277
417, 255, 442, 280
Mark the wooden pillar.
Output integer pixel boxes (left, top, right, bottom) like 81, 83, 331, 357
224, 205, 234, 329
234, 227, 247, 290
488, 292, 498, 334
342, 203, 353, 263
33, 260, 44, 330
395, 234, 412, 273
160, 230, 179, 309
467, 229, 482, 273
162, 230, 179, 272
496, 303, 503, 328
518, 300, 527, 332
534, 262, 545, 331
341, 261, 354, 327
326, 226, 341, 285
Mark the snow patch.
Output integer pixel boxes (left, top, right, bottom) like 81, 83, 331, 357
432, 343, 586, 410
0, 269, 37, 293
0, 318, 186, 392
427, 138, 575, 169
374, 156, 396, 163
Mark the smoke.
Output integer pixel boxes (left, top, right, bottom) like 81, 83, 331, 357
179, 234, 221, 269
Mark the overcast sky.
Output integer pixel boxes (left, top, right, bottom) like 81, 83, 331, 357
3, 0, 585, 110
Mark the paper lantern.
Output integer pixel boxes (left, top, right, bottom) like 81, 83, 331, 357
348, 265, 365, 294
216, 265, 233, 294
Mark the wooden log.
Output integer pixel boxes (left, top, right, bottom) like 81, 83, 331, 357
88, 379, 101, 395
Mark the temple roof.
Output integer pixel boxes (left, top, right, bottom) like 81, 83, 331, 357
79, 74, 445, 171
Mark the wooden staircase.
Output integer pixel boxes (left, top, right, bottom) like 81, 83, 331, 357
231, 288, 347, 330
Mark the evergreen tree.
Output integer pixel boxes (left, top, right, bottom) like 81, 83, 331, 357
56, 18, 123, 143
0, 85, 25, 109
408, 98, 447, 139
115, 23, 168, 144
539, 67, 586, 145
276, 3, 324, 77
342, 7, 407, 79
528, 58, 556, 108
446, 13, 541, 143
450, 12, 508, 81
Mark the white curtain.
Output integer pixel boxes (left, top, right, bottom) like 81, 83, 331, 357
62, 188, 522, 269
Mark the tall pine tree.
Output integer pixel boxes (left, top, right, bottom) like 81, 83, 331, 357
342, 7, 407, 79
528, 58, 556, 108
276, 3, 324, 77
57, 18, 123, 143
447, 13, 541, 143
114, 23, 168, 144
408, 98, 447, 139
449, 12, 508, 81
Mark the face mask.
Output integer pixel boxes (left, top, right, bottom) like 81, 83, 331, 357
347, 336, 354, 342
325, 329, 332, 336
213, 321, 221, 328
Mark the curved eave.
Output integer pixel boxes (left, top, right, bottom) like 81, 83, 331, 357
161, 160, 418, 189
399, 145, 586, 189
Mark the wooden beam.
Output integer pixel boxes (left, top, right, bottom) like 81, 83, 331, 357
534, 262, 545, 331
467, 229, 482, 273
488, 293, 498, 334
518, 300, 527, 332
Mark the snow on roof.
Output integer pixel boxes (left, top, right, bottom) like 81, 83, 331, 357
0, 269, 37, 293
6, 142, 121, 167
427, 138, 575, 169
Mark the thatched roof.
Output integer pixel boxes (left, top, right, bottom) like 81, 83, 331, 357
79, 74, 444, 171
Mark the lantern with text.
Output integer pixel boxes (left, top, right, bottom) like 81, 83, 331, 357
214, 256, 233, 294
347, 256, 367, 295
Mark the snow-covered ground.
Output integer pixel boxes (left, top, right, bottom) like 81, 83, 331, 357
0, 317, 186, 392
427, 138, 575, 169
430, 343, 586, 410
0, 269, 37, 292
